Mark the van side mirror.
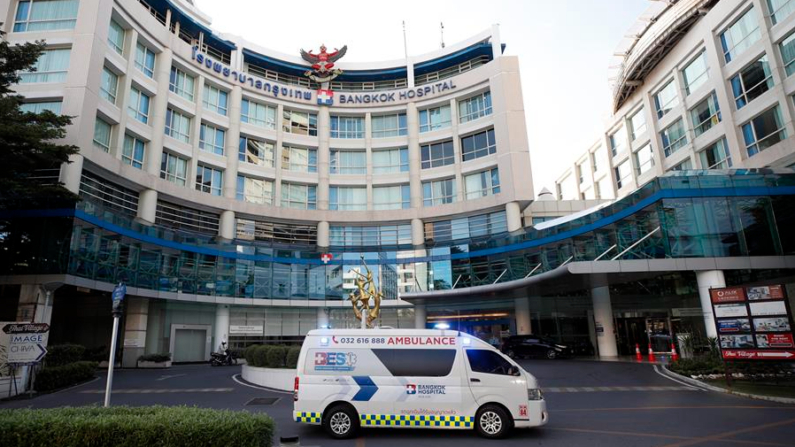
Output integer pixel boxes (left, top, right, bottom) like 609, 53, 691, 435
508, 366, 520, 376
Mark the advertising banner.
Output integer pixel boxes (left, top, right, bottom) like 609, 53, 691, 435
710, 287, 746, 303
717, 319, 751, 333
747, 285, 785, 300
714, 303, 748, 318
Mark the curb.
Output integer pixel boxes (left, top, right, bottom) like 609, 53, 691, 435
660, 365, 795, 404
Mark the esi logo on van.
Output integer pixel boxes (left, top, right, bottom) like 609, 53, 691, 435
314, 352, 357, 371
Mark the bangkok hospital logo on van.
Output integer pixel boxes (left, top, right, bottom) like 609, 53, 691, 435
406, 384, 446, 395
314, 352, 357, 371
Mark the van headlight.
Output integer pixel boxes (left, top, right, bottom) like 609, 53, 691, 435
527, 388, 543, 400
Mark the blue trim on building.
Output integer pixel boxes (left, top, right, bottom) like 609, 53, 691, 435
145, 0, 236, 53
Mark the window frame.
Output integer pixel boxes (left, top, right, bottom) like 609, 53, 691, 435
160, 151, 188, 186
127, 86, 150, 124
464, 167, 501, 200
281, 182, 317, 210
682, 51, 709, 95
195, 163, 224, 196
660, 118, 688, 157
330, 149, 367, 175
653, 79, 680, 119
373, 184, 411, 210
238, 136, 275, 168
236, 175, 273, 205
100, 66, 118, 104
282, 145, 318, 173
282, 109, 318, 136
241, 99, 277, 130
93, 116, 112, 152
330, 115, 365, 139
743, 105, 788, 156
122, 134, 145, 169
164, 108, 191, 143
199, 123, 226, 156
690, 91, 722, 137
422, 178, 456, 206
134, 42, 156, 78
329, 186, 367, 211
731, 54, 774, 109
461, 128, 497, 162
419, 105, 452, 132
372, 147, 409, 174
13, 0, 79, 32
458, 91, 492, 123
421, 140, 455, 169
202, 84, 229, 116
371, 113, 407, 138
169, 66, 195, 102
720, 7, 762, 63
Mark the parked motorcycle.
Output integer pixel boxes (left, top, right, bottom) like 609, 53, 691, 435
210, 342, 237, 366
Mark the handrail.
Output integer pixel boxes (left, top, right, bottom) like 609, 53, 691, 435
611, 226, 661, 261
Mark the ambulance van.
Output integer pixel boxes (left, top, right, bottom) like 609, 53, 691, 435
293, 328, 548, 439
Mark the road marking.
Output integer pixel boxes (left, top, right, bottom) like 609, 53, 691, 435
653, 364, 700, 390
79, 388, 233, 394
550, 405, 795, 413
156, 374, 186, 381
548, 426, 793, 446
543, 385, 693, 393
659, 417, 795, 447
231, 374, 294, 395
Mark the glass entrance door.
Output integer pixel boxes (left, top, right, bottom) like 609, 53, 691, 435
646, 317, 672, 353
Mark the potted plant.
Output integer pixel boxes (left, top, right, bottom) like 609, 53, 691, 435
136, 353, 172, 368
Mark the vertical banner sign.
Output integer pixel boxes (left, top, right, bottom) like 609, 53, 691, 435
710, 285, 795, 360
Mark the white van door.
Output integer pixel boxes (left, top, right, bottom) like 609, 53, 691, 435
463, 349, 527, 420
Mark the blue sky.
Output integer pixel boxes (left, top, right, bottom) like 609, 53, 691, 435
195, 0, 649, 195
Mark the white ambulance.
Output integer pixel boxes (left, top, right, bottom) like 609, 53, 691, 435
293, 328, 547, 439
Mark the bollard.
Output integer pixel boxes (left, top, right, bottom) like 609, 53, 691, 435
647, 346, 656, 362
671, 342, 679, 362
635, 343, 642, 361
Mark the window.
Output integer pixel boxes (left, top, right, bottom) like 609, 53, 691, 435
330, 225, 412, 247
282, 146, 317, 173
768, 0, 795, 26
372, 349, 456, 377
122, 134, 145, 169
13, 0, 78, 32
19, 48, 70, 83
699, 138, 732, 169
195, 164, 223, 196
461, 128, 496, 161
160, 152, 188, 186
459, 91, 492, 123
419, 105, 451, 132
93, 117, 112, 152
720, 8, 761, 63
239, 137, 274, 167
682, 51, 709, 95
283, 109, 317, 136
236, 175, 273, 204
372, 148, 408, 174
629, 109, 647, 141
373, 185, 410, 210
199, 123, 225, 155
731, 55, 773, 109
371, 113, 407, 138
615, 160, 631, 189
330, 116, 364, 139
670, 159, 693, 171
20, 101, 61, 114
780, 32, 795, 77
127, 87, 150, 124
202, 84, 228, 116
241, 99, 276, 129
609, 126, 627, 157
591, 151, 600, 172
743, 106, 787, 156
169, 66, 195, 101
465, 350, 515, 376
465, 168, 500, 199
164, 108, 191, 143
691, 92, 721, 137
423, 178, 456, 206
100, 67, 118, 104
660, 118, 687, 157
635, 144, 654, 175
330, 186, 367, 210
330, 150, 366, 174
108, 19, 125, 55
421, 140, 454, 169
134, 42, 155, 78
653, 80, 679, 118
281, 183, 317, 210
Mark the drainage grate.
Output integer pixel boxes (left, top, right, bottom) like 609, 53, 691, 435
245, 397, 280, 406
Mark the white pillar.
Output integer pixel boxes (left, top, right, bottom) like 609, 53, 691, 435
411, 218, 424, 246
696, 270, 724, 338
592, 286, 618, 358
317, 221, 330, 248
414, 304, 427, 329
214, 304, 230, 352
317, 307, 329, 329
59, 153, 84, 195
144, 48, 173, 176
406, 102, 422, 208
122, 297, 148, 368
505, 201, 522, 233
317, 106, 331, 210
491, 24, 502, 59
137, 189, 158, 225
219, 210, 235, 240
515, 297, 532, 335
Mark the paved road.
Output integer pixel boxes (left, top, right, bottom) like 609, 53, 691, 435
3, 360, 795, 447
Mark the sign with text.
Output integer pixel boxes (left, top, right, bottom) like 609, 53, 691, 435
711, 284, 795, 361
2, 323, 49, 364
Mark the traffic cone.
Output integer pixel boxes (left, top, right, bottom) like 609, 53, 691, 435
635, 343, 642, 361
671, 342, 679, 362
647, 346, 656, 362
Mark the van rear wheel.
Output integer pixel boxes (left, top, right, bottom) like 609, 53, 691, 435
475, 404, 512, 439
323, 404, 359, 439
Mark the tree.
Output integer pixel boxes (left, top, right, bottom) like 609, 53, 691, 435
0, 27, 79, 208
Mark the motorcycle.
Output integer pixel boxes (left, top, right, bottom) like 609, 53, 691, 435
210, 342, 237, 366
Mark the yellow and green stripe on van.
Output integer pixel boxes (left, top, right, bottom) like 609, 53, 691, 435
294, 412, 473, 428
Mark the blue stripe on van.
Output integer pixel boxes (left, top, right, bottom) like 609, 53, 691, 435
352, 376, 378, 401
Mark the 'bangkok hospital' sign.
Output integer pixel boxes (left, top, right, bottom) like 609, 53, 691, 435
191, 47, 457, 106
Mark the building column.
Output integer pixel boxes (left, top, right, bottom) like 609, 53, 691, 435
317, 221, 330, 249
15, 285, 50, 324
317, 307, 329, 329
414, 303, 427, 329
214, 304, 230, 353
121, 297, 148, 368
411, 218, 424, 247
696, 270, 724, 338
59, 153, 84, 195
406, 102, 422, 208
144, 48, 173, 176
505, 201, 522, 233
223, 85, 243, 200
317, 106, 331, 210
592, 286, 618, 358
137, 188, 158, 225
219, 210, 236, 240
515, 297, 532, 335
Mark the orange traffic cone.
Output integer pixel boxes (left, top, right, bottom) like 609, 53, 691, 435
647, 346, 656, 362
671, 342, 679, 361
635, 343, 642, 361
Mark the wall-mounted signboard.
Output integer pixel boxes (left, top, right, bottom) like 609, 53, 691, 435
710, 285, 795, 361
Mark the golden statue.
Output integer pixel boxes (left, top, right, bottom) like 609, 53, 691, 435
347, 258, 382, 328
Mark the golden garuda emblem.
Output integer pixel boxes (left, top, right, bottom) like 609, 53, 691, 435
348, 258, 382, 328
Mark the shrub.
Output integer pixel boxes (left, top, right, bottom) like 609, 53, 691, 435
0, 406, 274, 447
244, 345, 260, 364
45, 344, 86, 367
286, 347, 301, 368
252, 345, 270, 367
137, 353, 171, 363
266, 346, 287, 368
35, 361, 97, 392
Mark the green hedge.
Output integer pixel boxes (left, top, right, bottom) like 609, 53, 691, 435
35, 361, 97, 392
244, 345, 300, 368
0, 406, 274, 447
286, 347, 300, 368
137, 353, 172, 363
46, 344, 86, 367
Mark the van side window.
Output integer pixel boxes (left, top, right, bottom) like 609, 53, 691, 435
466, 349, 514, 375
372, 349, 456, 377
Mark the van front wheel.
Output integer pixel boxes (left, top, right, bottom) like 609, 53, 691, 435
475, 405, 512, 439
323, 404, 359, 439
